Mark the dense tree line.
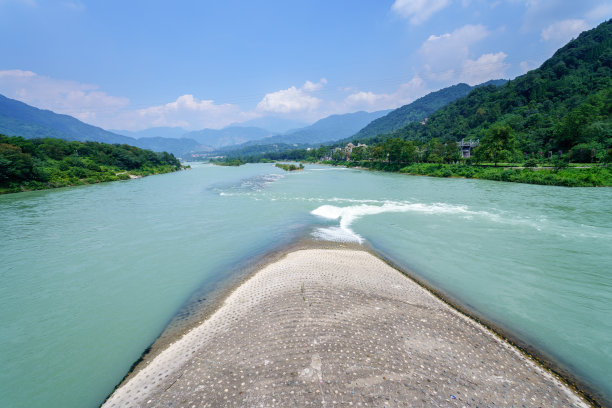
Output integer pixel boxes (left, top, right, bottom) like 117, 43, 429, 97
0, 135, 183, 193
221, 135, 612, 186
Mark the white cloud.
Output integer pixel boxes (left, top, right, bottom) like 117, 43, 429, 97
127, 95, 256, 130
344, 91, 384, 108
256, 79, 326, 114
391, 0, 451, 24
418, 24, 507, 84
420, 24, 489, 64
541, 19, 589, 43
342, 76, 428, 112
460, 52, 509, 84
0, 69, 129, 125
302, 78, 327, 92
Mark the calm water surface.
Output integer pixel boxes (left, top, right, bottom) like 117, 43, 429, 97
0, 163, 610, 407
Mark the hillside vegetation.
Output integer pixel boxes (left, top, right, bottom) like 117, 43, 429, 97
0, 135, 183, 194
348, 80, 506, 144
387, 19, 612, 161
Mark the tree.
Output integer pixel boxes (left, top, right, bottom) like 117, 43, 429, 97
316, 146, 328, 160
370, 145, 386, 162
385, 138, 405, 163
331, 149, 345, 161
400, 141, 418, 163
0, 143, 35, 181
474, 125, 518, 166
350, 146, 368, 161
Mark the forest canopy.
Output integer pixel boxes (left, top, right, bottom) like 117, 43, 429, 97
0, 135, 183, 193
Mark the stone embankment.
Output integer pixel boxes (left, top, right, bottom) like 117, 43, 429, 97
103, 249, 588, 407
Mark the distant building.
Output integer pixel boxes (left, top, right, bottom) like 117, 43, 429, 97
457, 139, 479, 158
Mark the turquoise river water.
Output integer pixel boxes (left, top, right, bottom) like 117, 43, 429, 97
0, 163, 611, 407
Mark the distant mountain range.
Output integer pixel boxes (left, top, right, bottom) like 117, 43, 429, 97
112, 126, 277, 149
183, 127, 275, 148
110, 127, 187, 139
222, 110, 391, 152
232, 116, 309, 134
0, 78, 508, 159
254, 110, 391, 145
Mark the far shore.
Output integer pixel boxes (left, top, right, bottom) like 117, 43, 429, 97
102, 242, 593, 407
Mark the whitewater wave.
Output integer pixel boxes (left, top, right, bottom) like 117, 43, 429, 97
310, 201, 482, 243
309, 200, 554, 243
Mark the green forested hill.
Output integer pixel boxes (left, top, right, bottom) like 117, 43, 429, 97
0, 135, 183, 194
348, 80, 506, 143
390, 19, 611, 160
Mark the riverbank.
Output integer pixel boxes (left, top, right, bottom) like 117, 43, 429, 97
322, 161, 612, 187
0, 165, 188, 194
102, 245, 590, 407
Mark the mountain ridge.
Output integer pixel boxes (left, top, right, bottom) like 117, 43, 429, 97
223, 110, 392, 151
345, 79, 507, 144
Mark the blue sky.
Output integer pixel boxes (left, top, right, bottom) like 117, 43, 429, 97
0, 0, 610, 131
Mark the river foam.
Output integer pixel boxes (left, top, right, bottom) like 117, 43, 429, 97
311, 201, 474, 243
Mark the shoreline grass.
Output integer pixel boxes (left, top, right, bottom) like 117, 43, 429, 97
324, 160, 612, 187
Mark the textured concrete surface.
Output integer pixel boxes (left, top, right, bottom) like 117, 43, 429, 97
103, 249, 588, 407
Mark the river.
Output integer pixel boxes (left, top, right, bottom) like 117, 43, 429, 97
0, 163, 610, 407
